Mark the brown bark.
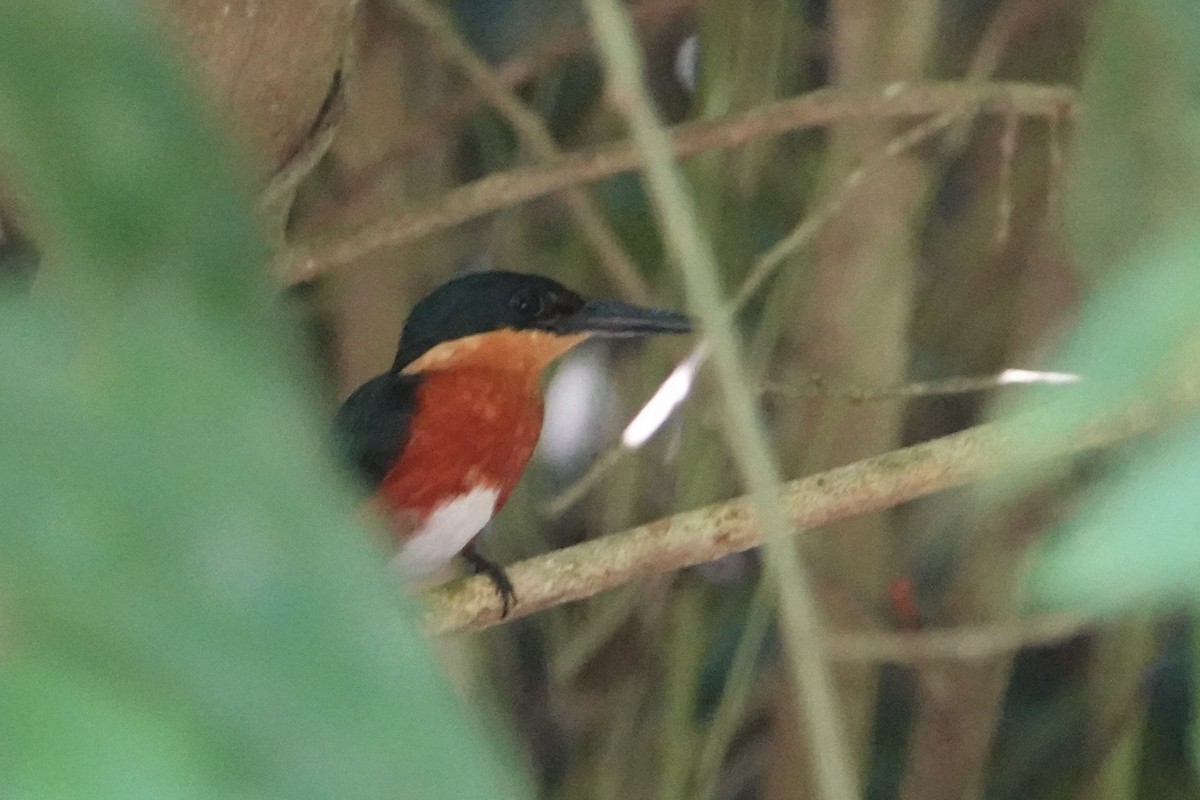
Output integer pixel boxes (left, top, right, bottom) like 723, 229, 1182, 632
152, 0, 356, 177
307, 2, 461, 397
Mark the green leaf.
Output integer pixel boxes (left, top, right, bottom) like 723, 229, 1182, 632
0, 3, 528, 798
1028, 418, 1200, 613
1020, 0, 1200, 605
1003, 0, 1200, 782
1018, 0, 1200, 419
1067, 0, 1200, 279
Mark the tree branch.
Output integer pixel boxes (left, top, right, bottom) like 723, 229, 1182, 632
382, 0, 702, 166
422, 390, 1193, 634
279, 81, 1077, 284
825, 612, 1090, 663
389, 0, 652, 302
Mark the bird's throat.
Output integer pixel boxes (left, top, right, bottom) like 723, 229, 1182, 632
401, 329, 587, 391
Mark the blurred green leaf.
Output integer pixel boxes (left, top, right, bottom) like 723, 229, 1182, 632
0, 4, 265, 321
1067, 0, 1200, 278
1027, 230, 1200, 428
1029, 419, 1200, 613
0, 3, 527, 798
1018, 0, 1200, 424
1022, 0, 1200, 605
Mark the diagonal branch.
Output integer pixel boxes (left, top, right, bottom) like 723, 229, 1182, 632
389, 0, 652, 302
422, 388, 1197, 634
382, 0, 702, 171
279, 81, 1077, 284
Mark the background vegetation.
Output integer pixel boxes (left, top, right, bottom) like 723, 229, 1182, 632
2, 1, 1199, 799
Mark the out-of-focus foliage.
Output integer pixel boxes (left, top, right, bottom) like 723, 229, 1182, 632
7, 0, 1200, 797
0, 4, 527, 799
1027, 0, 1200, 609
1067, 0, 1200, 277
1018, 0, 1200, 786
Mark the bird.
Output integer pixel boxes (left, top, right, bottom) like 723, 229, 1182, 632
334, 270, 691, 616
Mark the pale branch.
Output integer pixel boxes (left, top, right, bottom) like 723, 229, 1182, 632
279, 81, 1077, 284
542, 363, 1080, 517
255, 68, 345, 247
762, 371, 1077, 402
824, 612, 1090, 663
422, 391, 1193, 634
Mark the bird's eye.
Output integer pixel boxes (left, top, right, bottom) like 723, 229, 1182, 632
510, 288, 545, 317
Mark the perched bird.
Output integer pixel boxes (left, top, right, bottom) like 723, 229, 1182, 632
335, 270, 691, 615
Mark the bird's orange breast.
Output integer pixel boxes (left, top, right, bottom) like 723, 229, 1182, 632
378, 366, 543, 535
375, 329, 585, 541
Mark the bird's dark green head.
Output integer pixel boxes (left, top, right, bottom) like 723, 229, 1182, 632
392, 270, 691, 371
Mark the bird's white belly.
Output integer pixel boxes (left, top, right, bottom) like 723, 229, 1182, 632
392, 486, 500, 578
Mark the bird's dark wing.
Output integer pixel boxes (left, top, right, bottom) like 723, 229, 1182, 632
333, 371, 422, 491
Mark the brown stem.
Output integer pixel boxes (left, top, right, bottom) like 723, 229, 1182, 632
279, 81, 1078, 284
421, 388, 1191, 633
389, 0, 652, 301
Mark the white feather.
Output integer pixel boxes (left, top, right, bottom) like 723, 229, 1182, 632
392, 486, 500, 578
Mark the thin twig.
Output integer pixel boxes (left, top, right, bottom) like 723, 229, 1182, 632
542, 363, 1066, 517
279, 81, 1077, 284
762, 370, 1076, 403
940, 0, 1048, 155
256, 66, 346, 245
825, 612, 1090, 663
541, 444, 624, 518
423, 385, 1200, 634
994, 110, 1018, 250
734, 105, 967, 310
381, 0, 702, 165
544, 364, 1024, 518
389, 0, 651, 302
1043, 112, 1066, 238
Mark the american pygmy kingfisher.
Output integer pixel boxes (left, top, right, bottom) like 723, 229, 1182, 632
335, 270, 691, 616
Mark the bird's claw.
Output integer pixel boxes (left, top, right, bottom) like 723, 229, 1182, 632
462, 547, 517, 618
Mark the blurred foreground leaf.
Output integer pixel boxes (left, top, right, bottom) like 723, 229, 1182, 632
1031, 416, 1200, 613
1025, 0, 1200, 427
1022, 0, 1200, 613
0, 4, 527, 799
979, 0, 1200, 788
1068, 0, 1200, 278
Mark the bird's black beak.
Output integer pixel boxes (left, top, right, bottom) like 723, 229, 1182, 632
550, 299, 692, 338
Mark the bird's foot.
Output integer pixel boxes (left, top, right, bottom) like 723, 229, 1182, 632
461, 546, 517, 618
